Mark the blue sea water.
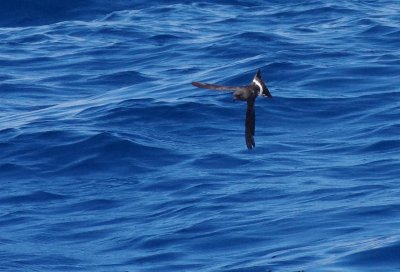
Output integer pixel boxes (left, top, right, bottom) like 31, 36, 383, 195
0, 0, 400, 271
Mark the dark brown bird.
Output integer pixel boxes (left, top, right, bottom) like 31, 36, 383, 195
192, 69, 272, 150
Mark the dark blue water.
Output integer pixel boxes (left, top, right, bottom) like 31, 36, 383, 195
1, 1, 400, 271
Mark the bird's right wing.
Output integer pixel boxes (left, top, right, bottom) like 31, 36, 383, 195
192, 82, 245, 92
245, 99, 255, 150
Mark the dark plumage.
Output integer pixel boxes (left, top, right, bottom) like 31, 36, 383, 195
192, 69, 272, 149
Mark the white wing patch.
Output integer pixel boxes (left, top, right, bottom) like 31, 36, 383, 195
252, 78, 264, 96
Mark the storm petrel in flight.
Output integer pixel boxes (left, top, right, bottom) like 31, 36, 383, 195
192, 69, 272, 150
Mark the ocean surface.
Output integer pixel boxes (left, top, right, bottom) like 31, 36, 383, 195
1, 1, 399, 271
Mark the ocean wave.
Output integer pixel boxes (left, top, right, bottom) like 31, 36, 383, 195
0, 191, 66, 205
336, 239, 400, 270
0, 0, 142, 27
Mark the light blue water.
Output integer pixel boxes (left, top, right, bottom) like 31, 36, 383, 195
0, 1, 400, 271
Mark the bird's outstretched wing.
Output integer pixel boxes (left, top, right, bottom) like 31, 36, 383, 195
192, 82, 245, 92
245, 99, 255, 150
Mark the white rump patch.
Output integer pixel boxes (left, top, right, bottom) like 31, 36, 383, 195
252, 78, 264, 96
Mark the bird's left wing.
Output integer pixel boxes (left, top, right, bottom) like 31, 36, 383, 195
192, 82, 245, 92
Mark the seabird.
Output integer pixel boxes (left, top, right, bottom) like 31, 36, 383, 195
192, 69, 272, 150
